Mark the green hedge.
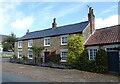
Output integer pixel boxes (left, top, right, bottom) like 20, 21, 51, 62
67, 49, 108, 74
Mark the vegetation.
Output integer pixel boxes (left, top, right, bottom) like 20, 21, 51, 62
66, 35, 108, 73
47, 50, 61, 65
30, 46, 45, 65
67, 34, 84, 67
2, 34, 17, 52
95, 49, 108, 73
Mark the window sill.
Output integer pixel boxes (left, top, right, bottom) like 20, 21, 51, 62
18, 47, 22, 48
61, 44, 67, 46
60, 60, 66, 62
44, 45, 50, 47
28, 46, 32, 48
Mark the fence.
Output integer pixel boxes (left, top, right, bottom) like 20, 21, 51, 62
0, 52, 14, 57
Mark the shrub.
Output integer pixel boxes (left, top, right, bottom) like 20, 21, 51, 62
95, 49, 108, 73
67, 35, 84, 67
75, 49, 89, 70
47, 51, 61, 64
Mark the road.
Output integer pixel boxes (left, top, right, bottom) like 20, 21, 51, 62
2, 58, 40, 83
2, 71, 39, 82
2, 58, 119, 82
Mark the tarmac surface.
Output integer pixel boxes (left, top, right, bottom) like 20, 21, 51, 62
2, 58, 119, 82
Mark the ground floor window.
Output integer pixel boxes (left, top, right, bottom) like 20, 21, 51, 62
60, 50, 68, 62
28, 50, 33, 59
18, 51, 22, 58
88, 49, 98, 60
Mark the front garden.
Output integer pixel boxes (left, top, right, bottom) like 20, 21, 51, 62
10, 35, 108, 74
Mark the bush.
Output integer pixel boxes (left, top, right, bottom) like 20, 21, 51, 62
95, 49, 108, 73
47, 51, 61, 64
67, 35, 84, 67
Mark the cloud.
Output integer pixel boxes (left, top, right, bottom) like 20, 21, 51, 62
101, 5, 118, 14
38, 3, 84, 27
101, 9, 112, 14
95, 15, 118, 29
11, 17, 34, 30
0, 2, 21, 34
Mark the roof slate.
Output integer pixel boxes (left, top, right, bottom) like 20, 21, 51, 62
0, 34, 8, 41
18, 21, 89, 41
85, 25, 120, 46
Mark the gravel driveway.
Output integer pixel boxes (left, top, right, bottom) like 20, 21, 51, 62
2, 59, 119, 82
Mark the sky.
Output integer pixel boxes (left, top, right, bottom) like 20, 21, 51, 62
0, 1, 119, 37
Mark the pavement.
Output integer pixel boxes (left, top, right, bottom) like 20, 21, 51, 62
2, 58, 119, 82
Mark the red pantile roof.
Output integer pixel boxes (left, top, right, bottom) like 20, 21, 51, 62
85, 25, 120, 46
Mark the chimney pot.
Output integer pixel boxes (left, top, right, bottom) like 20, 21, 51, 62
26, 29, 29, 34
52, 18, 57, 28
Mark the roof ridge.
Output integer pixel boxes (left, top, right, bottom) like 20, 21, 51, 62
96, 25, 120, 31
28, 21, 89, 34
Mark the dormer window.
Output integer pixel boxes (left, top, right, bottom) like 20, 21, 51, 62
28, 40, 33, 47
18, 41, 22, 48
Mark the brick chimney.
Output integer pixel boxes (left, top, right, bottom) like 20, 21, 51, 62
52, 18, 57, 28
88, 7, 95, 34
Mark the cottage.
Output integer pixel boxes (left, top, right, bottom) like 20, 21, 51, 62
85, 25, 120, 74
14, 7, 95, 63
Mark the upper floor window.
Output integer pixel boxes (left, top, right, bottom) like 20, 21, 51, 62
28, 50, 33, 59
28, 40, 33, 47
18, 41, 22, 48
44, 37, 50, 46
60, 49, 68, 62
88, 49, 98, 60
61, 35, 68, 45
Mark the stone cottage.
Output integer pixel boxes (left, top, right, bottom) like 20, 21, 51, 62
14, 7, 95, 63
85, 25, 120, 74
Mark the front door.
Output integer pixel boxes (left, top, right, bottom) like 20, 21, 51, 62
107, 52, 119, 74
44, 52, 50, 63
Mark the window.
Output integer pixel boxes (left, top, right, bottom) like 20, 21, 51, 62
88, 49, 98, 60
18, 51, 22, 58
28, 40, 33, 47
61, 35, 68, 45
18, 41, 22, 48
28, 50, 33, 59
60, 50, 68, 62
105, 47, 118, 52
44, 38, 50, 46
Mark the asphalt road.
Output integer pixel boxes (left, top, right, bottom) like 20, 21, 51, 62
2, 71, 39, 82
2, 58, 40, 83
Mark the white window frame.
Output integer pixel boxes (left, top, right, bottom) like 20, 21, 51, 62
105, 47, 118, 52
44, 37, 50, 46
61, 35, 68, 45
60, 49, 68, 62
28, 49, 33, 59
28, 40, 33, 47
18, 41, 22, 48
88, 48, 98, 60
18, 50, 22, 58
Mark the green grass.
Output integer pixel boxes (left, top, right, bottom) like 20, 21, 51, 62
2, 56, 12, 58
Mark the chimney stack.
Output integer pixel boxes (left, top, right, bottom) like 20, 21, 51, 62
52, 18, 57, 28
26, 29, 29, 34
88, 7, 95, 34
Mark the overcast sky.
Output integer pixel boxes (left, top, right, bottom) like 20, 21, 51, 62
0, 1, 119, 37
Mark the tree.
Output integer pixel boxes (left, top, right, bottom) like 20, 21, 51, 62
2, 34, 17, 52
30, 46, 45, 65
67, 34, 84, 67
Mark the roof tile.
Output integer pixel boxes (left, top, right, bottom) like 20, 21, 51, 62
85, 25, 120, 46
